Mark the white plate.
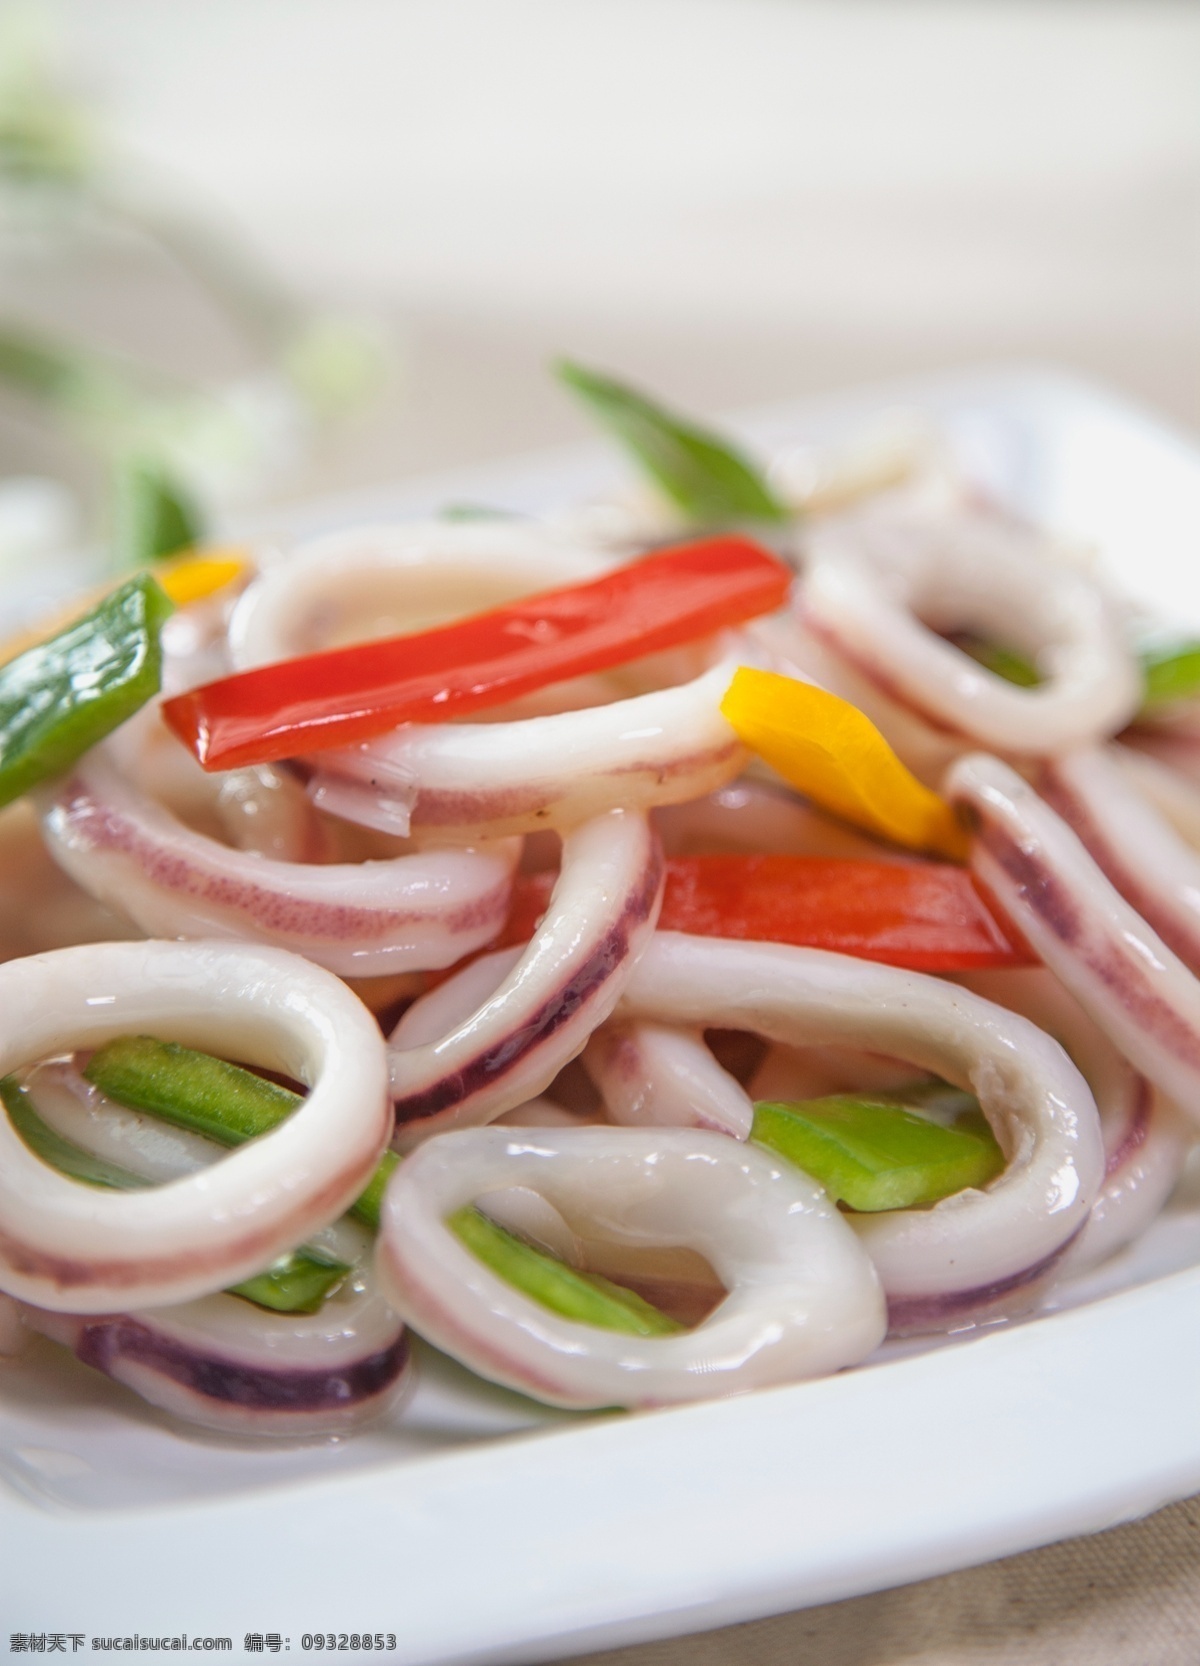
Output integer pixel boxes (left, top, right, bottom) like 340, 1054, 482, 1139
5, 368, 1200, 1662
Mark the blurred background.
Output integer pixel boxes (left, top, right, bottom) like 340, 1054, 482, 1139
0, 0, 1197, 580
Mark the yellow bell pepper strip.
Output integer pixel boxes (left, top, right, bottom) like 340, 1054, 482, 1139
719, 667, 968, 860
155, 548, 248, 608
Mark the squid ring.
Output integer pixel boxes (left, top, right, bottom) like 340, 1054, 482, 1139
40, 749, 519, 977
0, 939, 390, 1313
389, 808, 664, 1144
949, 751, 1200, 1126
1039, 744, 1200, 978
798, 501, 1140, 756
21, 1234, 411, 1438
375, 1124, 886, 1409
617, 932, 1105, 1325
228, 522, 746, 841
961, 968, 1193, 1274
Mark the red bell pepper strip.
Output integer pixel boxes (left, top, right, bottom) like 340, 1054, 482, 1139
494, 855, 1034, 972
162, 534, 791, 771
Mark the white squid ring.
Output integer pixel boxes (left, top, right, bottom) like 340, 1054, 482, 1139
375, 1124, 886, 1409
949, 752, 1200, 1128
0, 939, 390, 1312
1039, 745, 1200, 977
961, 968, 1193, 1274
228, 522, 747, 841
617, 932, 1104, 1322
39, 749, 519, 976
389, 809, 663, 1144
798, 501, 1140, 756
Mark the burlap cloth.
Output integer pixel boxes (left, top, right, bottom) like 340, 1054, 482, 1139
548, 1496, 1200, 1666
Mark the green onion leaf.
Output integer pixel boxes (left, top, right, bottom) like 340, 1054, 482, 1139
751, 1092, 1004, 1212
556, 359, 789, 527
112, 456, 204, 566
1139, 640, 1200, 710
449, 1206, 682, 1336
0, 573, 174, 811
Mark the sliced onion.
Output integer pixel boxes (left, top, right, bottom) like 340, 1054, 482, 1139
616, 932, 1104, 1323
962, 969, 1193, 1273
797, 500, 1140, 756
216, 764, 337, 863
583, 1021, 754, 1139
949, 752, 1200, 1128
39, 749, 518, 976
389, 810, 664, 1145
375, 1125, 885, 1409
0, 939, 390, 1312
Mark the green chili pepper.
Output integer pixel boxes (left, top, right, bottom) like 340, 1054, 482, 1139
0, 1076, 350, 1314
85, 1035, 680, 1330
348, 1150, 401, 1233
85, 1035, 395, 1232
0, 573, 174, 810
751, 1091, 1004, 1212
448, 1206, 682, 1337
85, 1035, 302, 1144
556, 359, 789, 527
230, 1247, 352, 1316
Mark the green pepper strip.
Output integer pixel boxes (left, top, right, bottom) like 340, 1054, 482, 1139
448, 1207, 683, 1337
0, 572, 174, 810
751, 1090, 1004, 1213
556, 359, 789, 527
84, 1035, 394, 1230
84, 1037, 682, 1332
0, 1077, 349, 1314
